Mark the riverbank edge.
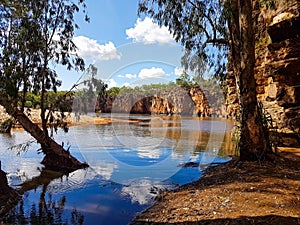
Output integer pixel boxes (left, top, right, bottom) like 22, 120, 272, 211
130, 147, 300, 225
0, 107, 116, 131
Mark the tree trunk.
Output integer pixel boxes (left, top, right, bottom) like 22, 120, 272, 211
0, 166, 20, 216
0, 118, 13, 133
10, 108, 88, 172
236, 0, 272, 160
228, 0, 241, 117
18, 169, 64, 195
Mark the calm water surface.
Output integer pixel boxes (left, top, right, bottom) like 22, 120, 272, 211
0, 115, 234, 225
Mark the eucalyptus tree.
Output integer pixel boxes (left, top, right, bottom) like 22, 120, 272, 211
73, 64, 108, 114
0, 0, 89, 171
139, 0, 272, 161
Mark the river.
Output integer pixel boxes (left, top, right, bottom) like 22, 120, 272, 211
0, 114, 234, 225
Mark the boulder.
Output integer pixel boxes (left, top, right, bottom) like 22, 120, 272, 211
268, 17, 300, 43
278, 86, 300, 106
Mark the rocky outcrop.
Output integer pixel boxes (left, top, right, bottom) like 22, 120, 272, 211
226, 0, 300, 146
0, 106, 10, 123
268, 18, 300, 43
96, 86, 214, 117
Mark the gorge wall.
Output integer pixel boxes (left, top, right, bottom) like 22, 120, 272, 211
96, 86, 217, 117
226, 0, 300, 146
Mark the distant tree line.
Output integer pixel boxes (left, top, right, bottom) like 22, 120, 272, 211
20, 91, 74, 112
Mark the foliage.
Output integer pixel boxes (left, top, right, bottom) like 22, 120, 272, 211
174, 71, 225, 110
73, 64, 108, 114
4, 196, 84, 225
106, 87, 120, 97
8, 138, 36, 155
230, 115, 241, 156
232, 101, 279, 157
0, 118, 13, 133
176, 72, 194, 88
26, 65, 110, 116
258, 101, 279, 152
259, 0, 275, 8
138, 0, 229, 78
19, 91, 73, 112
197, 77, 225, 109
139, 0, 274, 160
0, 0, 88, 133
104, 77, 224, 112
255, 36, 271, 56
116, 82, 177, 96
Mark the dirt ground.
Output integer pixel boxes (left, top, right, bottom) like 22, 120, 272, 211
131, 148, 300, 225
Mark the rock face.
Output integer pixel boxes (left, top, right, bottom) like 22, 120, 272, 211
226, 0, 300, 146
96, 86, 212, 117
0, 105, 10, 123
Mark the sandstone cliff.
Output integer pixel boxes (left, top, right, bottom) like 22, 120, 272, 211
226, 0, 300, 146
96, 86, 214, 117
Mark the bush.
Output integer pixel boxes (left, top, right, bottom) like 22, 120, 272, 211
24, 100, 33, 108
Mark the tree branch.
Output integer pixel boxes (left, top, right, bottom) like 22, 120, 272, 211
207, 38, 229, 45
186, 0, 217, 38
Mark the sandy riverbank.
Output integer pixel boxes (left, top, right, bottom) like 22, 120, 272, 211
0, 107, 114, 129
131, 147, 300, 225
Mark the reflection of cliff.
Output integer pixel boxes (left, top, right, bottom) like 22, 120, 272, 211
135, 117, 235, 157
96, 86, 219, 117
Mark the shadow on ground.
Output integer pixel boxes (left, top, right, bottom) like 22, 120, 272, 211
133, 215, 300, 225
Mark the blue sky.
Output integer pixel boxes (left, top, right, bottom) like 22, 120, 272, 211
56, 0, 185, 90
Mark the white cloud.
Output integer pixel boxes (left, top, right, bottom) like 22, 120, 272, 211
42, 162, 118, 193
136, 147, 162, 159
125, 73, 137, 79
126, 17, 174, 45
105, 78, 117, 89
121, 179, 165, 205
118, 73, 137, 79
122, 82, 130, 87
73, 36, 120, 61
138, 67, 168, 79
121, 82, 141, 88
174, 67, 184, 76
7, 159, 42, 185
91, 163, 117, 180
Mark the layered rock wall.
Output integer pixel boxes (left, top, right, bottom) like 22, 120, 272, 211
96, 86, 212, 117
226, 0, 300, 146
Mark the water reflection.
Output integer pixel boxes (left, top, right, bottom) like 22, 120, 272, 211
6, 195, 84, 225
121, 179, 170, 205
111, 116, 236, 161
4, 169, 84, 225
0, 115, 234, 225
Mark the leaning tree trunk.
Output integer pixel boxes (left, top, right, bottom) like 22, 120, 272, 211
10, 108, 88, 172
236, 0, 272, 160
